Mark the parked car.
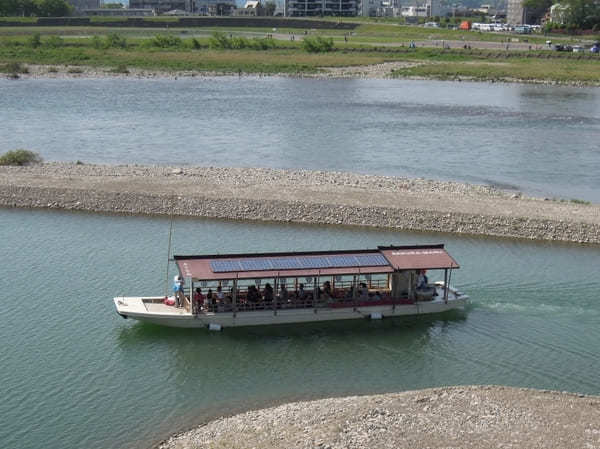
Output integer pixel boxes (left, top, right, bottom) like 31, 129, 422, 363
572, 45, 584, 53
590, 44, 599, 53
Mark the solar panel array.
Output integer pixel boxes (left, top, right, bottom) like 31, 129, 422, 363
210, 254, 389, 273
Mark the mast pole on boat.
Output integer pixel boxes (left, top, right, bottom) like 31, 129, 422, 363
164, 197, 175, 299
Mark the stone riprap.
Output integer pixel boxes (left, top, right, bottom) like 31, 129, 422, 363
1, 163, 599, 244
158, 386, 600, 449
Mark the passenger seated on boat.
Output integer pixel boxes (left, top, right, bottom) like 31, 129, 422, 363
247, 285, 260, 303
322, 281, 332, 299
206, 289, 215, 308
216, 286, 225, 301
373, 291, 382, 301
359, 283, 369, 299
279, 284, 289, 303
345, 286, 354, 299
417, 270, 429, 290
263, 283, 274, 303
193, 287, 205, 311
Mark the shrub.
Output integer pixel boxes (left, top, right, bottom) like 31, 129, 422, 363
148, 34, 183, 48
67, 67, 83, 74
190, 37, 202, 49
0, 149, 42, 166
27, 32, 41, 48
91, 35, 103, 50
250, 37, 276, 50
105, 33, 127, 49
208, 32, 232, 49
45, 35, 64, 48
302, 36, 334, 53
207, 32, 277, 51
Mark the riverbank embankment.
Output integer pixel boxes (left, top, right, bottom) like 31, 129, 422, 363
1, 163, 599, 244
159, 385, 600, 449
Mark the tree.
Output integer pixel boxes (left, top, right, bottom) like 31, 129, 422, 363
524, 0, 600, 29
35, 0, 72, 16
0, 0, 71, 16
102, 2, 124, 8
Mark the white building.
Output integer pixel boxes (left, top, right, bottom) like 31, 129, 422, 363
285, 0, 360, 16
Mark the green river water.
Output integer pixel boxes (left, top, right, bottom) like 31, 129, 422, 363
1, 208, 599, 449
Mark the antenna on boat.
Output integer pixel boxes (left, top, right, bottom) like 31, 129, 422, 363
164, 196, 176, 299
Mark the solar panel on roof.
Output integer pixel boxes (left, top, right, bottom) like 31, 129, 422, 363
240, 259, 272, 271
211, 260, 242, 272
211, 253, 390, 273
328, 255, 357, 267
354, 254, 388, 266
273, 257, 300, 270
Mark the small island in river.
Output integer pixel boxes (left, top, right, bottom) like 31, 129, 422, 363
1, 162, 598, 244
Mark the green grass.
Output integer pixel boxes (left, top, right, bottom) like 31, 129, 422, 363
0, 31, 598, 83
391, 51, 600, 83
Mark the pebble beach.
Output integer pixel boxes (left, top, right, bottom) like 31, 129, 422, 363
1, 162, 599, 244
159, 385, 600, 449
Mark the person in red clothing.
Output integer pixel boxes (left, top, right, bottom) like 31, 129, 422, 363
193, 287, 205, 313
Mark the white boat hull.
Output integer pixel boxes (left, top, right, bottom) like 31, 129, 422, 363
114, 286, 468, 329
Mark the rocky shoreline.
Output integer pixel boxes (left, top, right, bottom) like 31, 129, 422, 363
158, 385, 600, 449
1, 163, 599, 244
4, 63, 600, 86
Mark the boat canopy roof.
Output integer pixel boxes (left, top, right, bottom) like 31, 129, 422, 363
174, 244, 459, 281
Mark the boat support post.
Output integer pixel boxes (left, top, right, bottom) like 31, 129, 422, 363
444, 269, 449, 303
232, 278, 237, 318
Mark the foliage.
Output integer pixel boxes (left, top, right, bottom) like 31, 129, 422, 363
45, 34, 63, 47
0, 149, 42, 166
302, 36, 334, 53
101, 2, 123, 7
190, 37, 201, 49
104, 33, 126, 49
208, 32, 276, 50
147, 34, 182, 48
91, 35, 102, 49
26, 32, 41, 48
0, 0, 72, 16
524, 0, 600, 29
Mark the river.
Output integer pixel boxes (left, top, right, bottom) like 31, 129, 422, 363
1, 77, 600, 202
0, 208, 599, 449
1, 76, 599, 448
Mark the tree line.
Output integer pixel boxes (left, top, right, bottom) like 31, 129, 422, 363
523, 0, 600, 30
0, 0, 72, 16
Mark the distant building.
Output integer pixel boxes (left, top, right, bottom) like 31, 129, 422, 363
285, 0, 360, 16
129, 0, 190, 14
507, 0, 533, 24
233, 0, 264, 16
194, 0, 236, 15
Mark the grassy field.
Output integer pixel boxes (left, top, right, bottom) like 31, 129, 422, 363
0, 26, 598, 83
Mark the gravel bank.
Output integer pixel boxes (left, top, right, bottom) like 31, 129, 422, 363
159, 385, 600, 449
1, 163, 599, 244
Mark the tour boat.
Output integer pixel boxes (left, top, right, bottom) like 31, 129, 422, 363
113, 244, 468, 329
